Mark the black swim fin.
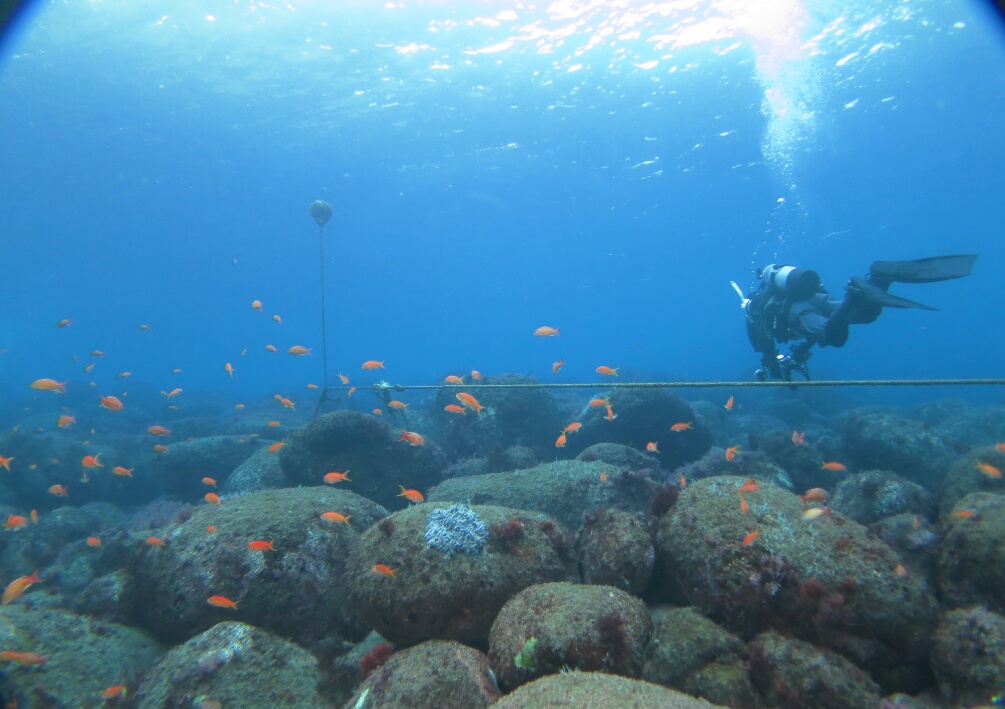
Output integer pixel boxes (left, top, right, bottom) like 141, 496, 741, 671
848, 277, 937, 310
868, 254, 977, 285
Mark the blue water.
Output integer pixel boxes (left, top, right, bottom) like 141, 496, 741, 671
1, 0, 1003, 411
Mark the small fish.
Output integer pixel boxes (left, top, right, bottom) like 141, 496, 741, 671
1, 650, 47, 666
30, 378, 67, 393
338, 373, 350, 384
444, 404, 467, 415
273, 314, 282, 324
372, 408, 382, 415
172, 368, 182, 374
0, 456, 12, 472
162, 388, 182, 398
86, 537, 101, 547
912, 515, 920, 530
444, 375, 464, 384
84, 363, 96, 373
740, 496, 748, 514
791, 431, 806, 446
556, 432, 567, 448
588, 397, 610, 408
724, 396, 734, 411
670, 422, 693, 432
372, 564, 397, 577
595, 365, 619, 376
820, 462, 847, 472
5, 515, 26, 531
247, 540, 275, 551
455, 392, 485, 415
599, 472, 608, 482
99, 395, 123, 411
1, 571, 42, 605
153, 444, 169, 453
726, 445, 741, 462
552, 359, 565, 374
206, 525, 217, 533
204, 492, 222, 506
802, 507, 832, 521
894, 563, 908, 577
267, 441, 286, 453
534, 326, 559, 337
267, 421, 280, 427
224, 363, 235, 377
321, 511, 352, 524
997, 443, 1005, 453
265, 344, 277, 352
201, 477, 216, 487
679, 474, 687, 488
30, 510, 37, 523
91, 350, 106, 357
57, 318, 72, 328
147, 425, 171, 436
348, 387, 356, 397
741, 531, 759, 546
48, 484, 69, 497
139, 324, 151, 331
738, 479, 760, 493
799, 488, 828, 504
101, 685, 128, 699
288, 346, 311, 355
470, 370, 483, 380
558, 422, 581, 436
251, 300, 262, 310
307, 383, 318, 389
323, 470, 351, 484
82, 454, 103, 468
280, 398, 295, 410
977, 461, 1002, 479
398, 485, 424, 503
399, 430, 425, 446
57, 415, 76, 428
207, 595, 238, 609
234, 403, 245, 409
388, 400, 409, 410
116, 371, 132, 379
951, 509, 975, 520
361, 360, 385, 370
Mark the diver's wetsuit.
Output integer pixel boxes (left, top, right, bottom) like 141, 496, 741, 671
745, 254, 976, 381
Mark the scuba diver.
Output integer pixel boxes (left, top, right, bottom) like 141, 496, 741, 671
738, 254, 977, 382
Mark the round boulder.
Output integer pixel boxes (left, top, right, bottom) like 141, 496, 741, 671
937, 492, 1005, 613
151, 435, 259, 500
576, 509, 654, 596
831, 470, 934, 524
939, 445, 1005, 516
930, 605, 1005, 706
843, 412, 956, 491
491, 671, 727, 708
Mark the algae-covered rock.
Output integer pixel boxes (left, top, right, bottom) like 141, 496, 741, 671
151, 435, 259, 500
642, 607, 747, 690
491, 671, 727, 708
280, 410, 447, 510
576, 508, 654, 596
488, 582, 652, 690
655, 476, 936, 681
929, 605, 1005, 707
938, 445, 1005, 516
748, 631, 881, 709
831, 470, 934, 524
683, 660, 764, 709
936, 492, 1005, 613
342, 640, 500, 709
576, 442, 660, 473
221, 445, 288, 495
843, 412, 956, 491
347, 503, 577, 647
427, 459, 658, 530
0, 605, 162, 707
133, 487, 386, 651
134, 621, 328, 708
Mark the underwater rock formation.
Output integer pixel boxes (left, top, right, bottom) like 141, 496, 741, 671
938, 444, 1005, 516
929, 605, 1005, 706
221, 445, 288, 495
490, 671, 727, 708
347, 502, 577, 646
937, 492, 1005, 613
831, 470, 934, 524
151, 435, 259, 500
576, 508, 654, 596
843, 412, 956, 491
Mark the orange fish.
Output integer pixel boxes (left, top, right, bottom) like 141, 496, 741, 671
91, 350, 106, 357
588, 398, 610, 408
147, 426, 171, 436
224, 363, 235, 377
162, 388, 182, 398
204, 492, 221, 506
265, 344, 277, 353
288, 346, 311, 355
146, 536, 166, 547
455, 392, 485, 415
30, 378, 67, 393
670, 422, 693, 432
726, 445, 741, 462
977, 462, 1002, 479
894, 563, 908, 577
556, 432, 567, 448
116, 371, 131, 379
1, 571, 41, 605
338, 373, 350, 385
564, 422, 583, 435
81, 454, 103, 468
740, 496, 748, 514
738, 479, 760, 493
361, 360, 385, 370
321, 511, 351, 524
388, 401, 409, 410
268, 441, 286, 453
605, 405, 617, 421
0, 456, 12, 472
251, 300, 262, 310
596, 365, 619, 377
951, 509, 975, 520
997, 443, 1005, 453
471, 370, 483, 380
599, 472, 608, 482
201, 477, 216, 487
444, 375, 464, 384
206, 525, 217, 533
207, 595, 238, 609
323, 470, 351, 484
372, 564, 396, 577
273, 314, 282, 324
139, 324, 151, 330
534, 326, 559, 337
724, 396, 734, 411
397, 485, 424, 503
86, 537, 101, 547
57, 415, 75, 429
552, 359, 565, 374
267, 421, 280, 427
802, 507, 832, 521
820, 462, 847, 472
57, 318, 72, 328
100, 395, 123, 411
280, 398, 295, 410
372, 408, 383, 416
1, 650, 47, 666
799, 488, 829, 504
5, 515, 26, 531
348, 387, 356, 397
307, 383, 318, 389
84, 363, 96, 373
101, 685, 128, 699
791, 431, 806, 446
679, 474, 687, 488
48, 484, 69, 497
234, 404, 245, 410
741, 531, 759, 546
30, 510, 37, 523
247, 540, 275, 551
399, 430, 425, 446
444, 404, 467, 415
153, 444, 169, 453
912, 515, 920, 529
